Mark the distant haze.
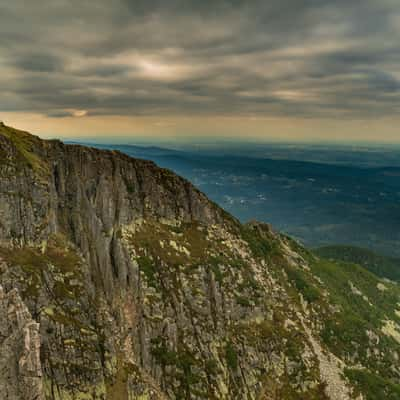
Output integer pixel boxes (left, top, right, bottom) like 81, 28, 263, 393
1, 1, 400, 142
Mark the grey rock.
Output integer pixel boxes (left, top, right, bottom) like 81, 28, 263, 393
0, 285, 44, 400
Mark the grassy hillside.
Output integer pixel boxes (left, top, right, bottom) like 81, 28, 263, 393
315, 245, 400, 282
242, 230, 400, 399
0, 122, 49, 174
310, 255, 400, 399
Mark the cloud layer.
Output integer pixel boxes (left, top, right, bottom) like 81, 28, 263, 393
1, 0, 399, 121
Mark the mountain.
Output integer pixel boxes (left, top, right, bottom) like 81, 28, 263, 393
0, 123, 399, 399
315, 246, 400, 283
74, 142, 400, 259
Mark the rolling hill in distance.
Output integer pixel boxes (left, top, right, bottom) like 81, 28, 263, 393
315, 246, 400, 283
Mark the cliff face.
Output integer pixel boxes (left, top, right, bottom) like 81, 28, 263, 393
0, 124, 224, 295
0, 124, 399, 400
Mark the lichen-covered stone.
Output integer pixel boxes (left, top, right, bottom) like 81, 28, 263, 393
0, 285, 44, 399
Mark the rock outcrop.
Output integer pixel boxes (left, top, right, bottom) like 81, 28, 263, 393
0, 284, 43, 400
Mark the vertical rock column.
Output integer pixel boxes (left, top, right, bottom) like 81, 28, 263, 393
0, 285, 44, 400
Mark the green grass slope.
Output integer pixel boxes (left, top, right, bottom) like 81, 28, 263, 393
242, 228, 400, 399
0, 122, 49, 174
315, 245, 400, 282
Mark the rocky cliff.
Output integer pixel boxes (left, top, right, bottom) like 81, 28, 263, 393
0, 123, 399, 400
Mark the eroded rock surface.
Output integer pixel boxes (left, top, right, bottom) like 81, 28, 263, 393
0, 284, 43, 400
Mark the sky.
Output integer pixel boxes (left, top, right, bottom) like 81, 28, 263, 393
1, 0, 400, 143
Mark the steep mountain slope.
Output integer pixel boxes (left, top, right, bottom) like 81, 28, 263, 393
315, 245, 400, 282
85, 141, 400, 259
0, 123, 399, 400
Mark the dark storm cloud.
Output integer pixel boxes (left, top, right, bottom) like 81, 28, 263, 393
0, 0, 399, 119
12, 53, 64, 72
